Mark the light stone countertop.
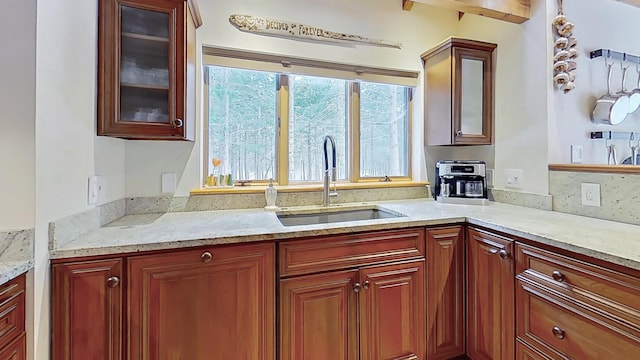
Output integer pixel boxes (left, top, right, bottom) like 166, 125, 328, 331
0, 229, 35, 285
50, 199, 640, 271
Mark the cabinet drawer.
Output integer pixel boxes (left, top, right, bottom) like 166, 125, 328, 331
279, 228, 425, 277
0, 332, 26, 360
517, 278, 640, 359
0, 275, 25, 351
516, 243, 640, 327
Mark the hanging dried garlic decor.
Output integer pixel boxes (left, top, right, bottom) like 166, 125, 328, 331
553, 0, 577, 93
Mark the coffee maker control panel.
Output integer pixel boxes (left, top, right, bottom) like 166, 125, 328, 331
437, 162, 486, 177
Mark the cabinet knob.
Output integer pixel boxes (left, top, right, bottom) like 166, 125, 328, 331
362, 280, 370, 290
499, 249, 510, 259
201, 251, 213, 263
106, 276, 120, 288
173, 118, 184, 128
552, 326, 566, 339
551, 270, 565, 282
456, 130, 463, 137
353, 282, 361, 293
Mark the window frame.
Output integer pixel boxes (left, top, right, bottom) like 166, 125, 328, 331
202, 50, 415, 187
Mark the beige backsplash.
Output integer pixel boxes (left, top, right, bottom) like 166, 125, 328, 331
126, 186, 431, 214
549, 170, 640, 226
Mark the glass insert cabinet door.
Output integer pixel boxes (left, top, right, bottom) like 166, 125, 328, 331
452, 45, 494, 145
422, 38, 496, 146
98, 0, 199, 140
119, 6, 171, 124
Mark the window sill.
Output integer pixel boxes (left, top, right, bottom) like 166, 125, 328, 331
190, 181, 429, 195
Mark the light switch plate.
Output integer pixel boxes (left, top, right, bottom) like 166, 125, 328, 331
571, 145, 583, 164
581, 183, 601, 207
161, 173, 176, 193
88, 176, 98, 205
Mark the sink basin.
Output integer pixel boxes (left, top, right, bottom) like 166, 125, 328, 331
276, 206, 406, 227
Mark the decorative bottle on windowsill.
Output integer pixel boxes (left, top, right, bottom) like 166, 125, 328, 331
264, 178, 278, 210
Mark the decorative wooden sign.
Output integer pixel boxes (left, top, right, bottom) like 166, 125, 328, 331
229, 14, 402, 49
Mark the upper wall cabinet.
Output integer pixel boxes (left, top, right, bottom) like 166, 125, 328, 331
97, 0, 202, 140
421, 37, 496, 146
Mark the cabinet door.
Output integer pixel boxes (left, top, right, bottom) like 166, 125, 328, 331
452, 46, 493, 145
0, 333, 26, 360
360, 259, 426, 360
280, 270, 359, 360
51, 258, 123, 360
128, 243, 275, 360
466, 228, 515, 360
98, 0, 198, 140
426, 226, 464, 359
422, 38, 495, 146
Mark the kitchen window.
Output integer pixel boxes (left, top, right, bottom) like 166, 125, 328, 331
203, 48, 416, 186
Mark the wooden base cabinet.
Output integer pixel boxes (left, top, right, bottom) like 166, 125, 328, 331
280, 270, 359, 360
515, 243, 640, 359
280, 260, 425, 360
0, 333, 25, 360
128, 243, 275, 360
52, 242, 275, 360
51, 259, 122, 360
0, 275, 26, 360
466, 228, 515, 360
426, 226, 464, 359
279, 228, 426, 360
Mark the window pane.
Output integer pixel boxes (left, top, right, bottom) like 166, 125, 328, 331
289, 75, 347, 182
360, 82, 409, 177
207, 67, 277, 181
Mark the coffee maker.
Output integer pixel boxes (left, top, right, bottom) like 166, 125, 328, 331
433, 160, 487, 201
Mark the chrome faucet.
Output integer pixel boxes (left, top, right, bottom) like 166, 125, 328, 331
323, 135, 338, 207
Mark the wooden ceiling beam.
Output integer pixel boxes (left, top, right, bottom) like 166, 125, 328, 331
412, 0, 530, 24
617, 0, 640, 8
402, 0, 415, 11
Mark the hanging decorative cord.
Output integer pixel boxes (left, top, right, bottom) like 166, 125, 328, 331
552, 0, 578, 94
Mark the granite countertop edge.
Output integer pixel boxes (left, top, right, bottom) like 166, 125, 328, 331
49, 199, 640, 272
0, 260, 33, 286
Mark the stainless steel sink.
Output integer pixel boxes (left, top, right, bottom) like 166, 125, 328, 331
276, 206, 406, 227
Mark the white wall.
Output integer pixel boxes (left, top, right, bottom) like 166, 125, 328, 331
122, 0, 460, 196
34, 1, 126, 359
444, 0, 551, 194
0, 0, 36, 230
550, 0, 640, 165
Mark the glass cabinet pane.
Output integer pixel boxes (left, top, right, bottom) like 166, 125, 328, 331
460, 58, 484, 135
119, 5, 170, 123
121, 6, 169, 38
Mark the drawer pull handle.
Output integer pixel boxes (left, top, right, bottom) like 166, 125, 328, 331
552, 270, 565, 282
362, 280, 370, 290
201, 251, 213, 263
552, 326, 566, 339
353, 282, 361, 293
106, 276, 120, 288
499, 249, 510, 259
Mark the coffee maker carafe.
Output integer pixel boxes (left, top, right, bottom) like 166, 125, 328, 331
434, 160, 487, 202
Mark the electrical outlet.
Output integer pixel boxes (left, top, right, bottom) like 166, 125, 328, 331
571, 145, 583, 164
581, 183, 601, 207
505, 169, 524, 188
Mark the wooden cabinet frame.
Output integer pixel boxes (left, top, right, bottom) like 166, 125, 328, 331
422, 37, 496, 145
97, 0, 201, 140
